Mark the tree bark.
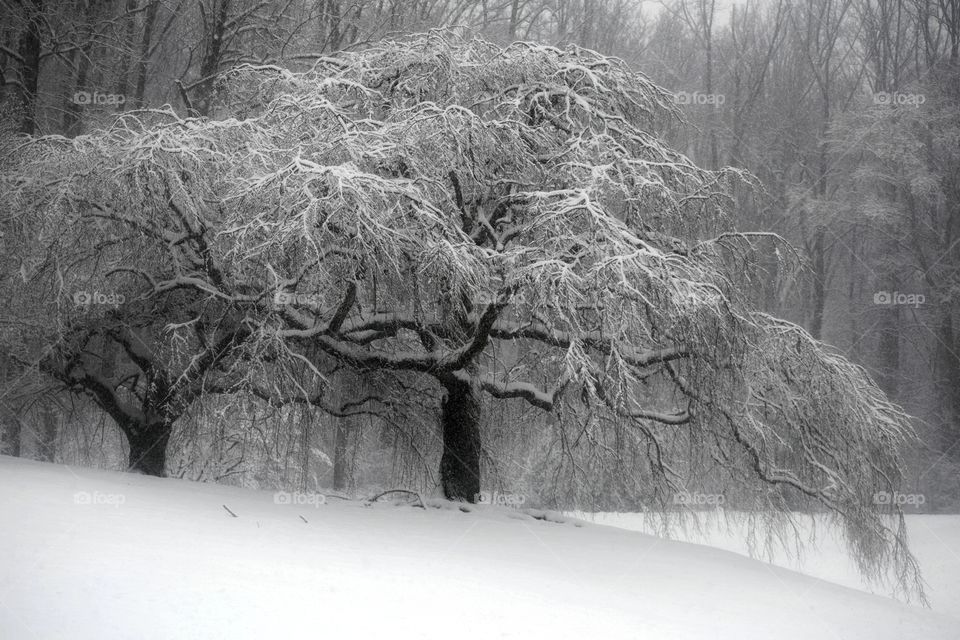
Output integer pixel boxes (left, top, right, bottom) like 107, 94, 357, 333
16, 0, 42, 135
0, 357, 20, 457
508, 0, 521, 40
38, 406, 57, 462
127, 421, 172, 476
934, 311, 960, 456
1, 417, 22, 458
809, 226, 827, 340
438, 376, 481, 502
332, 417, 350, 490
193, 0, 231, 117
133, 0, 160, 108
323, 0, 342, 52
113, 0, 138, 111
876, 278, 900, 399
62, 47, 90, 137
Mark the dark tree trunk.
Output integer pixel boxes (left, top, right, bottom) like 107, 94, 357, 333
62, 0, 101, 136
298, 408, 312, 491
876, 310, 900, 397
113, 0, 138, 111
877, 275, 901, 399
934, 312, 960, 456
1, 415, 21, 458
193, 0, 231, 117
127, 421, 172, 476
0, 357, 20, 457
508, 0, 521, 39
62, 47, 90, 137
16, 0, 42, 135
38, 406, 57, 462
134, 0, 160, 108
439, 377, 481, 502
323, 0, 342, 51
332, 418, 350, 490
808, 226, 827, 340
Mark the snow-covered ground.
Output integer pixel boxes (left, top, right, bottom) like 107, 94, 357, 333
582, 511, 960, 620
1, 456, 957, 640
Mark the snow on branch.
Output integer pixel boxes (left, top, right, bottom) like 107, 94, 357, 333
0, 32, 925, 597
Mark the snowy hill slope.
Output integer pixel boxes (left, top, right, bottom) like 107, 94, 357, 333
1, 456, 957, 640
585, 511, 960, 620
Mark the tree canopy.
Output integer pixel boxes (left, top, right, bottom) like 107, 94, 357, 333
0, 31, 924, 596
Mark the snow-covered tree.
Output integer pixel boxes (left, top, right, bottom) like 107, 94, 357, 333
0, 137, 253, 474
0, 32, 924, 593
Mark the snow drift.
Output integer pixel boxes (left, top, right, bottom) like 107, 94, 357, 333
0, 455, 956, 639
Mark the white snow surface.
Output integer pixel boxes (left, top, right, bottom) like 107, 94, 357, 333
1, 455, 957, 640
583, 511, 960, 621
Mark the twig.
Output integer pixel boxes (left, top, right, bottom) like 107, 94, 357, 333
368, 489, 425, 509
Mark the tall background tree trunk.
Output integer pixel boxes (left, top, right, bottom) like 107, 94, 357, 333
113, 0, 138, 111
0, 357, 21, 457
934, 312, 960, 457
332, 417, 351, 490
134, 0, 160, 108
16, 0, 42, 134
809, 226, 827, 339
38, 405, 58, 462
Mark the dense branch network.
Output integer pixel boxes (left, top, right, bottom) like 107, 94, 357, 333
0, 32, 923, 596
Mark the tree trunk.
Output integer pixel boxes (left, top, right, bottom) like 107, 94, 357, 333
809, 226, 827, 340
332, 417, 350, 490
703, 0, 717, 169
16, 0, 43, 135
876, 331, 900, 397
0, 357, 20, 457
1, 414, 21, 458
439, 377, 481, 502
876, 281, 900, 399
127, 421, 172, 476
508, 0, 521, 40
323, 0, 342, 52
133, 0, 160, 108
934, 311, 960, 456
62, 47, 90, 137
193, 0, 231, 117
113, 0, 138, 111
38, 406, 58, 462
298, 407, 311, 491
